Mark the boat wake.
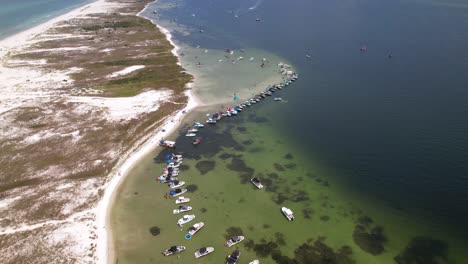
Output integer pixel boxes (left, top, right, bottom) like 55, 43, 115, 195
234, 0, 264, 17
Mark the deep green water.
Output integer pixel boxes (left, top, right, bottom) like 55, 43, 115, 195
112, 0, 468, 263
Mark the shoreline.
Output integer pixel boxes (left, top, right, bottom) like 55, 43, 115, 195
96, 2, 202, 264
0, 0, 106, 59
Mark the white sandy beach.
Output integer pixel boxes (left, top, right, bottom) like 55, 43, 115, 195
0, 0, 202, 263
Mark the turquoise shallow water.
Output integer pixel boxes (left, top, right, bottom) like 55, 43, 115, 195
0, 0, 92, 40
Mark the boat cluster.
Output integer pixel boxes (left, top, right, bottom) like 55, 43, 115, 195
205, 72, 298, 126
158, 68, 299, 263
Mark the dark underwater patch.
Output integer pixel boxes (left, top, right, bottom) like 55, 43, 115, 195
186, 184, 198, 193
226, 157, 255, 184
274, 163, 285, 172
291, 190, 309, 202
195, 160, 215, 175
275, 232, 287, 246
320, 215, 330, 222
263, 224, 271, 229
272, 193, 289, 204
178, 164, 189, 171
353, 224, 386, 255
200, 208, 207, 213
284, 163, 297, 169
284, 153, 294, 160
242, 139, 254, 145
253, 241, 279, 257
302, 208, 314, 219
149, 226, 160, 236
219, 153, 233, 160
271, 239, 355, 264
237, 126, 247, 132
224, 227, 244, 239
249, 146, 265, 153
394, 237, 449, 264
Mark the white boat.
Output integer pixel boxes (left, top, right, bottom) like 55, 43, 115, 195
187, 128, 198, 133
250, 178, 264, 189
226, 250, 241, 264
194, 247, 214, 258
171, 188, 187, 197
225, 236, 245, 247
173, 205, 192, 214
186, 133, 197, 137
206, 118, 217, 124
188, 222, 205, 236
194, 122, 204, 128
274, 98, 283, 101
159, 176, 177, 183
170, 180, 185, 189
168, 162, 181, 168
249, 260, 260, 264
177, 214, 195, 225
160, 139, 176, 148
281, 207, 294, 221
175, 196, 190, 204
230, 110, 238, 115
162, 245, 186, 256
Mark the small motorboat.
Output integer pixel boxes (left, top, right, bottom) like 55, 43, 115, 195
173, 205, 192, 214
187, 128, 198, 133
194, 122, 204, 128
281, 207, 294, 221
192, 138, 201, 145
159, 175, 177, 183
249, 260, 260, 264
274, 98, 283, 101
250, 178, 264, 189
206, 118, 217, 124
225, 236, 245, 247
178, 214, 195, 225
175, 196, 190, 204
162, 245, 186, 256
159, 139, 176, 148
170, 188, 187, 197
194, 247, 214, 258
188, 222, 205, 236
226, 250, 241, 264
230, 110, 238, 115
186, 133, 197, 137
169, 180, 185, 189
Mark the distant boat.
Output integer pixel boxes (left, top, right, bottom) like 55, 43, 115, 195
186, 133, 197, 137
256, 18, 261, 21
162, 246, 185, 256
194, 247, 214, 258
249, 260, 260, 264
274, 98, 283, 101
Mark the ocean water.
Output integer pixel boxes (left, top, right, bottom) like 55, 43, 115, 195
0, 0, 92, 40
112, 0, 468, 263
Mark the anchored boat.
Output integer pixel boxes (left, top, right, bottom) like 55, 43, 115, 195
162, 246, 186, 256
173, 205, 192, 214
225, 236, 245, 247
226, 250, 241, 264
177, 214, 195, 225
175, 196, 190, 204
170, 188, 187, 197
187, 222, 205, 236
281, 207, 294, 221
250, 177, 264, 189
194, 247, 214, 258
